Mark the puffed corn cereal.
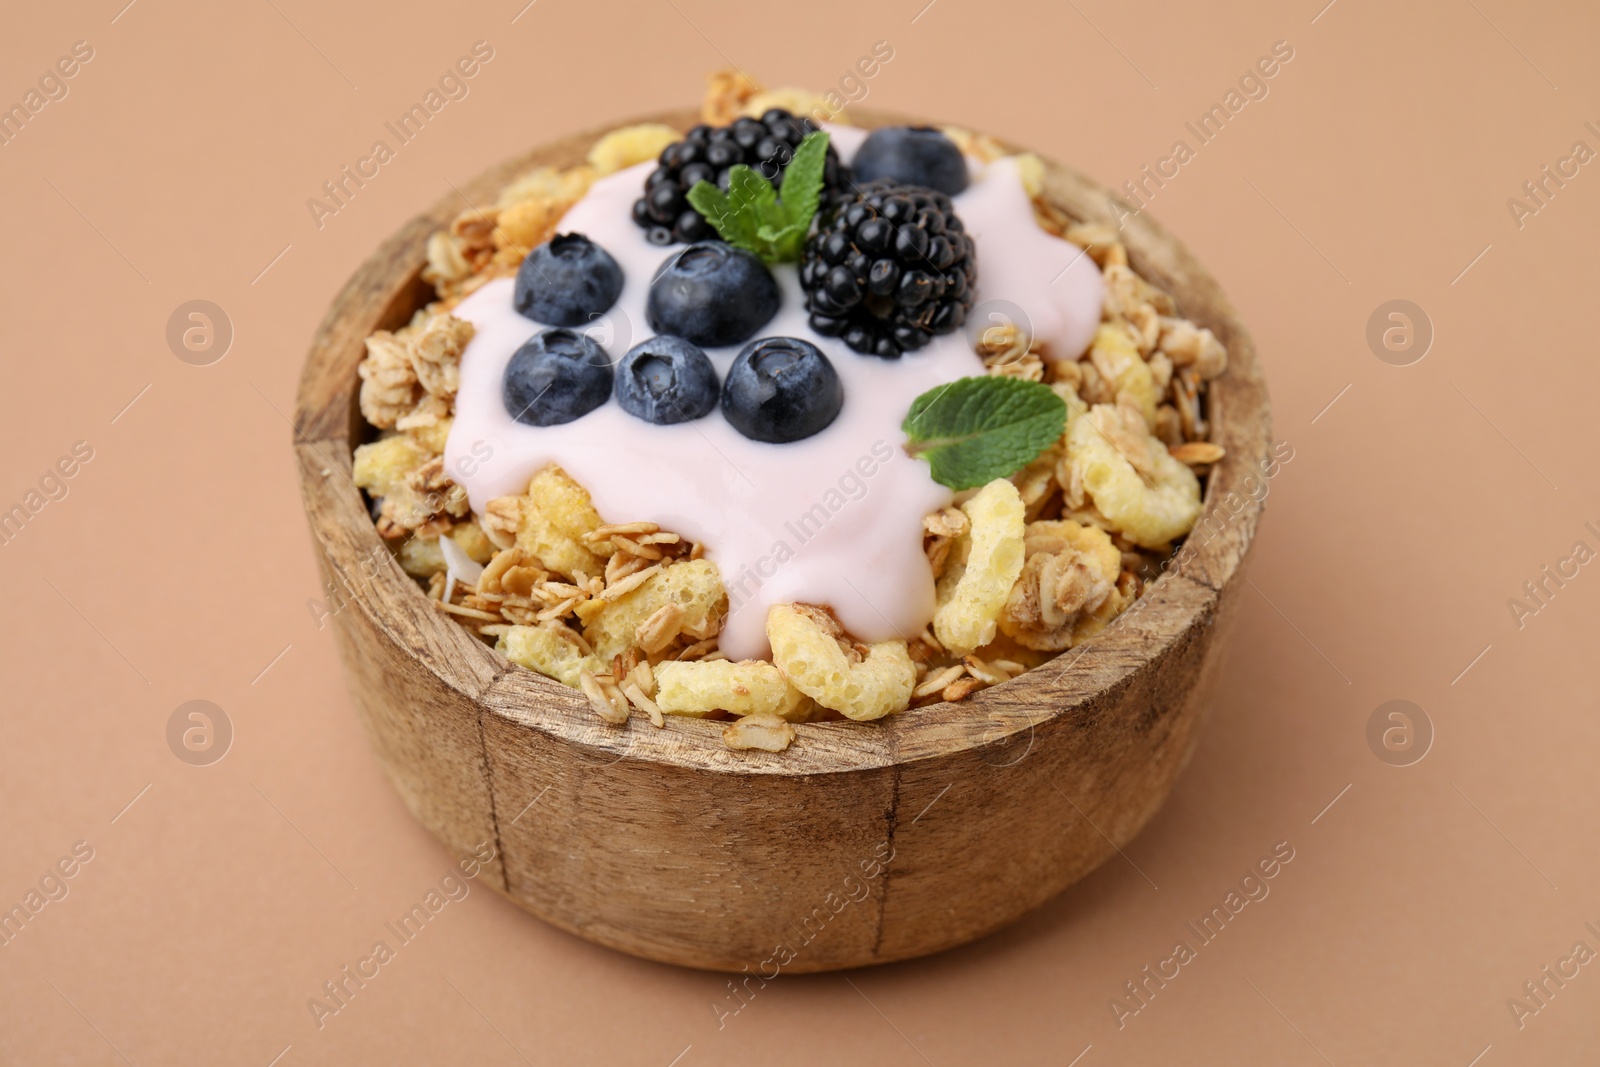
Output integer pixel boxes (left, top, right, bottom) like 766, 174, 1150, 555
582, 559, 727, 661
1089, 323, 1159, 426
767, 605, 915, 721
516, 465, 612, 577
933, 479, 1026, 656
499, 622, 605, 687
1066, 405, 1201, 549
352, 435, 430, 499
655, 660, 811, 720
587, 124, 682, 176
396, 522, 495, 578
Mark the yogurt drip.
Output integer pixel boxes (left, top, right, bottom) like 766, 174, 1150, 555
444, 130, 1103, 659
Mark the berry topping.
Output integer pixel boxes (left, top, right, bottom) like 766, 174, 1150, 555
800, 180, 977, 359
646, 241, 781, 348
721, 337, 843, 444
633, 110, 850, 245
513, 233, 624, 327
614, 335, 720, 425
850, 126, 969, 196
501, 328, 613, 427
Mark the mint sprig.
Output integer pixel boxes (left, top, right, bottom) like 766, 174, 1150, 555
685, 131, 829, 264
902, 377, 1068, 490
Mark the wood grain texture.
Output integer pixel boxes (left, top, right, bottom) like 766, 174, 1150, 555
294, 109, 1271, 972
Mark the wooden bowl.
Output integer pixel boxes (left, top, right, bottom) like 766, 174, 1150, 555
295, 109, 1271, 973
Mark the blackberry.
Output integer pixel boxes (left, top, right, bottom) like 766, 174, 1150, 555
800, 179, 977, 359
632, 109, 850, 246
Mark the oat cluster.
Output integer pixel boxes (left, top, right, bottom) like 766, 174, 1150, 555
350, 70, 1228, 751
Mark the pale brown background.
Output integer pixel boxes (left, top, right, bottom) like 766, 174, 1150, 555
2, 0, 1596, 1063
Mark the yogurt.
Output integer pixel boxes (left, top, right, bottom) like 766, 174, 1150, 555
444, 133, 1103, 659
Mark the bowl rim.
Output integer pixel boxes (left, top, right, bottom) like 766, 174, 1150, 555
294, 106, 1271, 777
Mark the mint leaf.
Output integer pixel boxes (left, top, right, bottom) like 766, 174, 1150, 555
726, 165, 785, 234
755, 220, 807, 252
902, 377, 1068, 490
774, 131, 828, 258
684, 131, 830, 264
686, 180, 756, 250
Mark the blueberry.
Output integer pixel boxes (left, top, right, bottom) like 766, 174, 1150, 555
614, 335, 719, 425
514, 233, 624, 327
721, 337, 843, 443
646, 241, 780, 348
502, 328, 613, 427
852, 127, 969, 195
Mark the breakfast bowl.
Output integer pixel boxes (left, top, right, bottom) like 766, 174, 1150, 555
294, 96, 1270, 973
